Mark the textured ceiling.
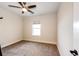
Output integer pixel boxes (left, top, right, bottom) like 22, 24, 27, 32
0, 2, 60, 16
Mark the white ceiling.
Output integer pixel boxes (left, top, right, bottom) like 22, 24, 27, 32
0, 2, 60, 16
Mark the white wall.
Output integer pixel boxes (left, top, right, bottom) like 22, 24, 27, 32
57, 3, 73, 56
73, 3, 79, 54
0, 7, 23, 48
24, 13, 57, 44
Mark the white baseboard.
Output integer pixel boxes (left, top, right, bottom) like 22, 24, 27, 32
2, 39, 23, 48
1, 39, 56, 48
23, 39, 57, 45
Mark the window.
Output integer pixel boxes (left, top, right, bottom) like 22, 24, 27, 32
32, 24, 41, 36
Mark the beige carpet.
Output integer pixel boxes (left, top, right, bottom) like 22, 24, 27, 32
2, 40, 60, 56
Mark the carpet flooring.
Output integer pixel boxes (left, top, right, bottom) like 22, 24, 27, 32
2, 40, 60, 56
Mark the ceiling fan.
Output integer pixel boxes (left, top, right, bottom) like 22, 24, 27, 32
8, 2, 36, 14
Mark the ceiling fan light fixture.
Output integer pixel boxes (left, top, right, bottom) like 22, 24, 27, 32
22, 8, 27, 12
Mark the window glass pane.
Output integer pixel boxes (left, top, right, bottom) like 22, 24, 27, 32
32, 24, 40, 29
32, 29, 40, 36
32, 24, 41, 36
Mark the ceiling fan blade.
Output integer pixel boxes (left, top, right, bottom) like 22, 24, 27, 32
28, 5, 36, 9
18, 2, 24, 8
23, 2, 26, 5
25, 6, 34, 14
8, 5, 21, 8
27, 9, 34, 14
22, 11, 24, 14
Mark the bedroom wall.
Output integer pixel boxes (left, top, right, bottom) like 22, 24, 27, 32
73, 3, 79, 54
0, 7, 23, 48
24, 13, 57, 44
57, 3, 73, 56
